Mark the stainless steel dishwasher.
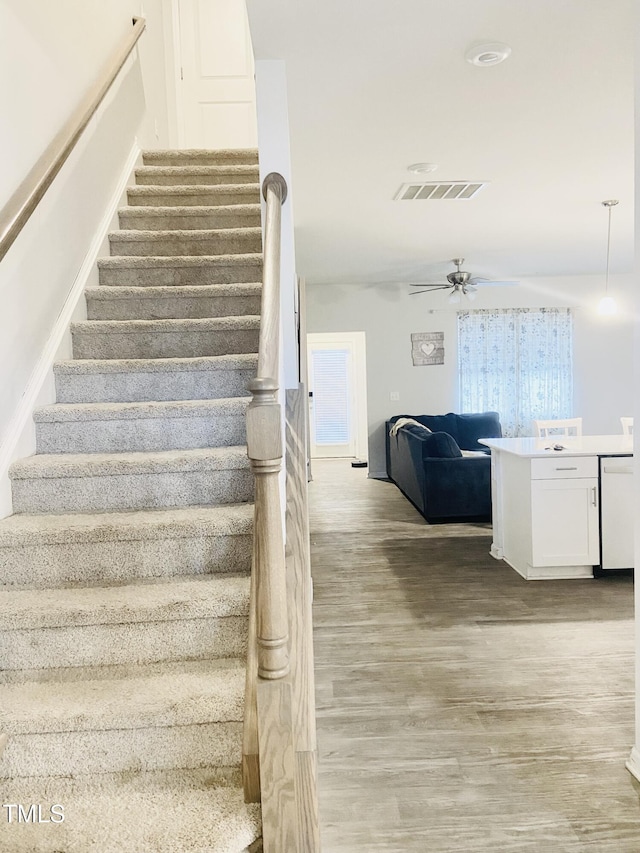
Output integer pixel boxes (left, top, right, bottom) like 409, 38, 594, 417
599, 455, 634, 570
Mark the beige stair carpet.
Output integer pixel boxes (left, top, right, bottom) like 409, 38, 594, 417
0, 148, 262, 852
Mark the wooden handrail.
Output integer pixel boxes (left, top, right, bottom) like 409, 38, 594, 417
0, 16, 146, 263
256, 172, 287, 382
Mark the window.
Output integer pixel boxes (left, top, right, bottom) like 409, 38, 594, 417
457, 308, 573, 437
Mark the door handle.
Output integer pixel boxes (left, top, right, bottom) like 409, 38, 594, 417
603, 466, 633, 474
591, 486, 598, 507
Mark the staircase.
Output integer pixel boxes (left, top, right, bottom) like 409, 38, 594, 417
0, 150, 264, 852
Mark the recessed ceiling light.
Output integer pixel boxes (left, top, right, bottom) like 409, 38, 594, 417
407, 163, 438, 174
465, 42, 511, 67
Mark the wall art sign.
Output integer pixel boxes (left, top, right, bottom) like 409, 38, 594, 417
411, 331, 444, 366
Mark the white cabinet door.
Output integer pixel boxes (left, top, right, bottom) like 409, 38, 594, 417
531, 478, 599, 567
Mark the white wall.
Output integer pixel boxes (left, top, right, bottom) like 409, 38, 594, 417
307, 275, 634, 477
253, 59, 299, 391
0, 1, 170, 516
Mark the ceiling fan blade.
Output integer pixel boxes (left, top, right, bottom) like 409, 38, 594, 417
410, 286, 452, 295
408, 282, 447, 288
469, 277, 520, 287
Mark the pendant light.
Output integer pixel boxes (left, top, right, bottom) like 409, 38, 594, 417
597, 199, 619, 316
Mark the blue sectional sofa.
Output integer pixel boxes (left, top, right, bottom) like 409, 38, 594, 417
385, 412, 502, 522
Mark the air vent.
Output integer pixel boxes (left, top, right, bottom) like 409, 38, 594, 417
394, 182, 487, 201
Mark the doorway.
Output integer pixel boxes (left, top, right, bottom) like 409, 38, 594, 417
170, 0, 258, 148
307, 332, 368, 461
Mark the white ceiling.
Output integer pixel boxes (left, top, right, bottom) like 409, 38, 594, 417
246, 0, 634, 287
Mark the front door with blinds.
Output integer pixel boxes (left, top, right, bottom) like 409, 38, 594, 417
307, 332, 368, 460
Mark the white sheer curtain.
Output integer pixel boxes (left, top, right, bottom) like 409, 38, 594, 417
457, 308, 573, 437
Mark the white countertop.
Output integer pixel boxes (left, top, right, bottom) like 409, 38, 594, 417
479, 434, 633, 458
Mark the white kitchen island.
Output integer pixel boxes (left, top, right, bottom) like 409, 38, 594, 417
480, 435, 634, 580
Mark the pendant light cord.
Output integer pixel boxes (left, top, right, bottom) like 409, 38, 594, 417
602, 199, 619, 296
605, 204, 612, 295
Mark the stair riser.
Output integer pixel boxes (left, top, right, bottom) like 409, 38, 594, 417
35, 415, 246, 454
11, 469, 254, 514
142, 151, 258, 166
119, 211, 261, 231
87, 294, 262, 321
54, 368, 255, 403
72, 329, 259, 360
2, 721, 242, 778
0, 534, 252, 588
135, 171, 258, 186
99, 262, 262, 287
127, 188, 260, 207
109, 233, 261, 257
0, 616, 247, 671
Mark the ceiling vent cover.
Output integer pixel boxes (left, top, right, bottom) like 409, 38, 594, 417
394, 181, 487, 201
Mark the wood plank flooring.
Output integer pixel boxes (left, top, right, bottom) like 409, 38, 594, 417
309, 459, 640, 852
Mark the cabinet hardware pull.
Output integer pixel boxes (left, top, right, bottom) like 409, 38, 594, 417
555, 466, 578, 470
603, 466, 633, 474
591, 486, 597, 506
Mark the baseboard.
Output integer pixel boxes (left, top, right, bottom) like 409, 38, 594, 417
626, 746, 640, 782
504, 557, 594, 581
0, 140, 141, 518
368, 471, 389, 480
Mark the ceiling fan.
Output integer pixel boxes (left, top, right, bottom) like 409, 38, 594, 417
409, 258, 519, 303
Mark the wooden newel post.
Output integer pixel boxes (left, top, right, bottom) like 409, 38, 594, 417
247, 376, 290, 680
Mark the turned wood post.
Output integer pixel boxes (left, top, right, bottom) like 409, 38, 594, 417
246, 377, 289, 679
246, 172, 289, 680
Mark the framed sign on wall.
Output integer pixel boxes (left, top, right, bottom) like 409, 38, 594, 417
411, 331, 444, 366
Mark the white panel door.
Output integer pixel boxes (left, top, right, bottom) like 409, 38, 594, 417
307, 333, 368, 460
177, 0, 257, 148
531, 478, 600, 566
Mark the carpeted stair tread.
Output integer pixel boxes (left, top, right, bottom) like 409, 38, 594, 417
54, 352, 258, 376
0, 573, 250, 632
72, 316, 260, 334
118, 204, 262, 230
0, 503, 253, 547
126, 183, 260, 207
108, 228, 262, 256
1, 767, 261, 852
98, 253, 263, 286
53, 354, 257, 403
0, 504, 253, 588
71, 316, 260, 361
10, 446, 250, 480
142, 147, 259, 165
86, 283, 261, 299
34, 396, 250, 423
135, 165, 259, 186
99, 253, 262, 269
85, 283, 262, 321
10, 448, 253, 514
0, 654, 246, 734
0, 655, 243, 686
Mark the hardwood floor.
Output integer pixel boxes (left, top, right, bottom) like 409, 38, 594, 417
309, 459, 640, 852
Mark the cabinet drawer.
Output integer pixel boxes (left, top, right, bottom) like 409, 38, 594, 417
531, 456, 597, 480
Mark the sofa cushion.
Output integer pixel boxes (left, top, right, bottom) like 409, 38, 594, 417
407, 429, 463, 459
456, 411, 502, 450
